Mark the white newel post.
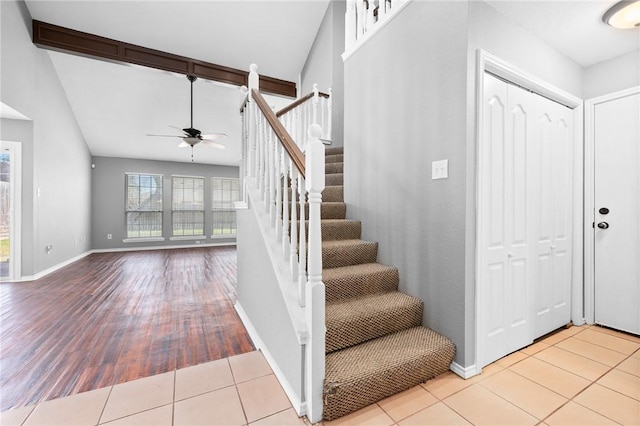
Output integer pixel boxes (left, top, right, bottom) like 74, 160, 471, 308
327, 88, 333, 142
345, 0, 357, 51
312, 84, 319, 128
305, 123, 326, 423
248, 65, 259, 179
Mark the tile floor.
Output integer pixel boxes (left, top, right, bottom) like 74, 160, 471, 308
1, 324, 639, 426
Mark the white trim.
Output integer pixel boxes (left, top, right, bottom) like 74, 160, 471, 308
450, 361, 479, 379
17, 250, 92, 282
234, 302, 306, 417
1, 141, 22, 281
123, 237, 165, 243
210, 234, 237, 239
341, 0, 413, 62
169, 235, 206, 241
474, 49, 585, 374
583, 86, 640, 325
93, 241, 236, 253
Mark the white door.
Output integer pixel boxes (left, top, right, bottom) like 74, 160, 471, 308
531, 95, 573, 337
594, 92, 640, 335
479, 74, 574, 367
479, 74, 534, 367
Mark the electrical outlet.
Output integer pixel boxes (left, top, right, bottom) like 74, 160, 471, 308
107, 234, 112, 240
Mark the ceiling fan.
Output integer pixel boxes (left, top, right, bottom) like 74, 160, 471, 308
147, 75, 227, 160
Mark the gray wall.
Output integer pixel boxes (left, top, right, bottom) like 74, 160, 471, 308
1, 0, 92, 276
91, 156, 238, 250
343, 1, 470, 365
301, 0, 346, 146
583, 49, 640, 99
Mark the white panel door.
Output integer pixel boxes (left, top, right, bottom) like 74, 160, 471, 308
479, 74, 533, 367
594, 92, 640, 335
531, 96, 573, 338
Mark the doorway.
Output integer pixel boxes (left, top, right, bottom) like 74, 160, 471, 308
585, 88, 640, 335
0, 141, 22, 281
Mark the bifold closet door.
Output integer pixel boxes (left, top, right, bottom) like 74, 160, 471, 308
479, 73, 573, 368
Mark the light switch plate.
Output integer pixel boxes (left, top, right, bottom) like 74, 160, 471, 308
432, 159, 448, 179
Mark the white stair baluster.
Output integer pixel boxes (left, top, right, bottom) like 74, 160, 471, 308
289, 166, 299, 281
281, 152, 290, 257
345, 0, 357, 49
298, 174, 306, 307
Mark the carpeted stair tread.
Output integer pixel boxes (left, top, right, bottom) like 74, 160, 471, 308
322, 239, 378, 268
323, 326, 456, 420
324, 263, 399, 302
326, 173, 343, 186
325, 154, 344, 164
291, 202, 346, 220
293, 219, 361, 242
326, 162, 343, 174
326, 292, 423, 353
325, 147, 344, 156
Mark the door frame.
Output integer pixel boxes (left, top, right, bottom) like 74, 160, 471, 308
473, 49, 584, 376
583, 86, 640, 325
0, 140, 22, 281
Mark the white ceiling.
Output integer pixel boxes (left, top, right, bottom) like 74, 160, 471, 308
22, 0, 640, 166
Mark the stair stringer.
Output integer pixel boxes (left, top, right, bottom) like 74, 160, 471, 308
236, 178, 309, 416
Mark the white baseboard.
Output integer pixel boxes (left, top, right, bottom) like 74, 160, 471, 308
234, 302, 306, 417
450, 361, 480, 379
18, 250, 93, 282
92, 241, 236, 253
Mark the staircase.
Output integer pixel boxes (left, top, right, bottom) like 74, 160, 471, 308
317, 146, 456, 421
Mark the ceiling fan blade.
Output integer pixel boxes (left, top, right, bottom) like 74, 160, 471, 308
147, 133, 183, 138
201, 133, 227, 141
177, 141, 191, 148
169, 125, 186, 132
202, 140, 226, 149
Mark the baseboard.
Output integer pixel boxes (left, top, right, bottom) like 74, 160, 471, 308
234, 302, 306, 417
91, 241, 236, 253
18, 250, 93, 282
450, 361, 480, 379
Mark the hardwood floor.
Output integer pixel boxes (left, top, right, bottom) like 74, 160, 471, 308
0, 246, 254, 411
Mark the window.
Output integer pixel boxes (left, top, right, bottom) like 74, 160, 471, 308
212, 178, 239, 236
126, 173, 163, 238
172, 176, 204, 236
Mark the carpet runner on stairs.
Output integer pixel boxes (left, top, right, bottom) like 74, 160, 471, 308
317, 146, 456, 421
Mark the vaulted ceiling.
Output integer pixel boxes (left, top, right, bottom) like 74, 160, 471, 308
21, 0, 640, 166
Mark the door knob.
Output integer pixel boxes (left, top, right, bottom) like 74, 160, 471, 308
597, 222, 609, 229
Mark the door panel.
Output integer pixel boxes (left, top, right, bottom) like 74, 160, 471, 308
594, 92, 640, 335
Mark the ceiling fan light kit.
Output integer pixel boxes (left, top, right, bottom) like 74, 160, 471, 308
146, 74, 227, 161
602, 0, 640, 29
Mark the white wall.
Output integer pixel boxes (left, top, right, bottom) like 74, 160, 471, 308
1, 0, 92, 276
584, 49, 640, 99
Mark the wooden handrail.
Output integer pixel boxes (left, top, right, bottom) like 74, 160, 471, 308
252, 89, 306, 178
276, 91, 330, 118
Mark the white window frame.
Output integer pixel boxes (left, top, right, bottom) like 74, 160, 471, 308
170, 175, 206, 240
124, 173, 164, 242
211, 177, 239, 238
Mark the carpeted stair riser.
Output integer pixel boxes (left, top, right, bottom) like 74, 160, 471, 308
324, 263, 400, 303
291, 219, 361, 242
325, 292, 423, 353
290, 202, 346, 220
322, 240, 378, 269
323, 327, 456, 421
325, 147, 344, 156
326, 173, 344, 186
326, 162, 343, 175
325, 154, 344, 164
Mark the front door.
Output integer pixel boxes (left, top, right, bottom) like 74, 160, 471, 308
594, 91, 640, 335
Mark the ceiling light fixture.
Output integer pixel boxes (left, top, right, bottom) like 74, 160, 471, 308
602, 0, 640, 29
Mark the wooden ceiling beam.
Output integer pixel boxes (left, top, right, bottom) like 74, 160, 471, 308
32, 20, 297, 98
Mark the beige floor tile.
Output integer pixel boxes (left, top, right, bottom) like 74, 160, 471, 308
480, 369, 567, 419
174, 385, 246, 426
323, 404, 394, 426
443, 384, 538, 425
597, 368, 640, 401
100, 371, 174, 423
175, 358, 234, 401
24, 387, 111, 426
377, 385, 438, 422
99, 404, 172, 425
634, 349, 640, 359
590, 326, 640, 344
555, 336, 628, 367
520, 341, 550, 355
0, 405, 35, 426
509, 357, 591, 398
618, 355, 640, 377
544, 401, 618, 425
250, 408, 306, 425
228, 350, 272, 383
574, 383, 640, 425
539, 332, 569, 346
422, 365, 502, 400
397, 401, 471, 426
496, 351, 529, 368
574, 328, 640, 355
236, 374, 291, 423
533, 346, 610, 381
558, 325, 587, 337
